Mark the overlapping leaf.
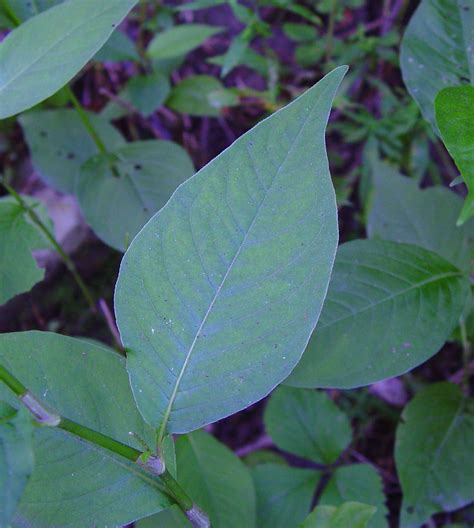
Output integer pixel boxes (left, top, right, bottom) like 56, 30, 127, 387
115, 67, 346, 434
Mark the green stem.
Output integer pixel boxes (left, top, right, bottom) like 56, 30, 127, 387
0, 363, 205, 524
65, 86, 108, 156
459, 316, 472, 395
324, 0, 337, 64
3, 0, 21, 26
2, 181, 97, 311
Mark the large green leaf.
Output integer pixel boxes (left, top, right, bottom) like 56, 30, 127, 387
78, 140, 195, 251
264, 386, 352, 464
115, 67, 346, 434
252, 464, 320, 528
0, 0, 137, 119
435, 86, 474, 225
175, 430, 256, 528
367, 160, 474, 271
0, 197, 52, 305
0, 404, 34, 528
0, 332, 171, 528
19, 109, 125, 193
395, 382, 474, 528
400, 0, 474, 132
286, 240, 470, 389
319, 464, 388, 528
147, 24, 223, 61
135, 506, 190, 527
300, 502, 376, 528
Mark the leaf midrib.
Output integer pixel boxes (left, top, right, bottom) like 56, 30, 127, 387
159, 92, 324, 435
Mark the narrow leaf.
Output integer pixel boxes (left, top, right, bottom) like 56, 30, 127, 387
175, 430, 256, 528
0, 332, 171, 528
286, 240, 470, 389
435, 86, 474, 224
0, 0, 137, 118
395, 382, 474, 528
264, 386, 352, 464
115, 67, 346, 434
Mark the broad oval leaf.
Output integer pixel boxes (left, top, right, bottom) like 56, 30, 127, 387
252, 464, 320, 528
0, 332, 171, 528
435, 86, 474, 225
0, 404, 34, 528
115, 66, 346, 434
400, 0, 474, 132
78, 140, 195, 252
264, 386, 352, 464
19, 109, 125, 194
0, 0, 137, 119
286, 240, 470, 389
395, 382, 474, 528
175, 430, 256, 528
0, 197, 52, 305
319, 464, 388, 528
300, 502, 376, 528
367, 160, 474, 271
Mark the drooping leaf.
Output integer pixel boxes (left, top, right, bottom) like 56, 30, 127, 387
252, 464, 320, 528
102, 73, 170, 119
167, 75, 239, 117
78, 139, 195, 251
0, 0, 137, 119
435, 86, 474, 225
395, 382, 474, 528
367, 160, 474, 271
175, 430, 256, 528
0, 332, 171, 528
115, 67, 346, 434
264, 386, 352, 464
286, 240, 470, 389
147, 24, 223, 61
319, 464, 388, 528
0, 197, 52, 305
300, 502, 377, 528
400, 0, 474, 132
94, 29, 140, 62
19, 109, 125, 193
0, 403, 34, 528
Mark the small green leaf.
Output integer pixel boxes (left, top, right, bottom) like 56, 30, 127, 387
19, 109, 125, 193
0, 332, 171, 527
77, 139, 194, 251
0, 197, 51, 305
94, 29, 140, 62
367, 160, 474, 271
319, 464, 388, 528
147, 24, 223, 61
300, 502, 377, 528
400, 0, 474, 132
167, 75, 239, 117
252, 464, 320, 528
243, 449, 287, 468
175, 430, 256, 528
435, 86, 474, 225
0, 403, 34, 528
0, 0, 137, 119
286, 240, 470, 389
395, 382, 474, 528
264, 386, 351, 464
115, 67, 346, 434
283, 23, 318, 42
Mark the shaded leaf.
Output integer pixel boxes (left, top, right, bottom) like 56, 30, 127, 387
0, 403, 34, 528
94, 29, 140, 62
0, 0, 137, 119
78, 139, 194, 251
264, 386, 351, 464
135, 506, 190, 527
252, 464, 320, 528
395, 382, 474, 528
435, 86, 474, 224
19, 109, 125, 193
115, 67, 346, 433
319, 464, 388, 528
300, 502, 377, 528
175, 430, 256, 527
287, 240, 470, 389
400, 0, 474, 132
0, 332, 171, 527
